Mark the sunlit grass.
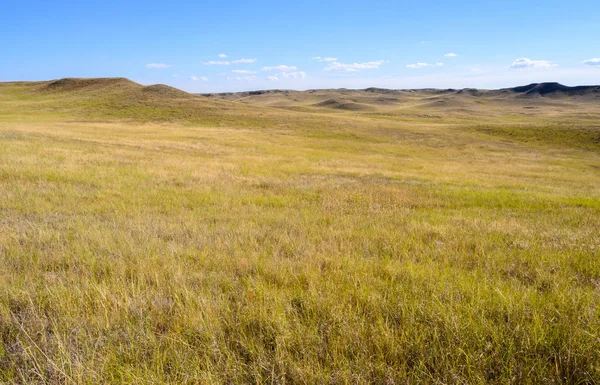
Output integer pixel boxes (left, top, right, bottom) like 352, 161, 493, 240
1, 80, 599, 383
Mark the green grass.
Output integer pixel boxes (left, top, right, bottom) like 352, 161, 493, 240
470, 124, 600, 150
1, 80, 599, 384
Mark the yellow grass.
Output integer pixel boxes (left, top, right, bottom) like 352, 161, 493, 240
0, 79, 599, 383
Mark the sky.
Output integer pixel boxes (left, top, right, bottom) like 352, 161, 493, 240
2, 0, 600, 92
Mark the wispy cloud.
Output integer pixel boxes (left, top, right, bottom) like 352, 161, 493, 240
266, 76, 279, 81
146, 63, 171, 69
509, 58, 556, 69
232, 58, 257, 64
311, 56, 338, 62
262, 65, 298, 71
218, 54, 228, 58
189, 76, 208, 81
444, 53, 458, 57
583, 58, 600, 66
406, 62, 444, 69
281, 71, 306, 80
324, 60, 386, 72
231, 70, 257, 74
204, 61, 230, 65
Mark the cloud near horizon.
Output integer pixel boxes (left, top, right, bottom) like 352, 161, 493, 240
146, 63, 171, 69
509, 58, 556, 69
262, 65, 298, 71
312, 56, 337, 62
232, 58, 257, 64
148, 54, 595, 92
227, 76, 256, 81
324, 60, 386, 72
583, 58, 600, 66
406, 62, 444, 69
281, 71, 306, 79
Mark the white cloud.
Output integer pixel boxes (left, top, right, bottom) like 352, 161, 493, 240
146, 63, 171, 69
281, 71, 306, 80
232, 58, 257, 64
509, 58, 556, 69
311, 56, 338, 62
189, 76, 208, 81
231, 70, 257, 74
204, 61, 230, 65
226, 76, 256, 81
406, 62, 444, 69
267, 76, 279, 81
262, 65, 298, 71
444, 53, 458, 57
218, 54, 228, 58
583, 58, 600, 66
324, 60, 386, 72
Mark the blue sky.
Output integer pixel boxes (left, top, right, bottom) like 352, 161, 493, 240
2, 0, 600, 92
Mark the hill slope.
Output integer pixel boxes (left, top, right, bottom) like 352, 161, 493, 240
0, 77, 268, 125
508, 82, 600, 96
3, 79, 599, 125
200, 82, 600, 117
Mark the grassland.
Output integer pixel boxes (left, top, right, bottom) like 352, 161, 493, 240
1, 78, 599, 384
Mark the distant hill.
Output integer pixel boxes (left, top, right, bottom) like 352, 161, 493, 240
199, 82, 600, 115
2, 78, 599, 124
201, 82, 600, 99
506, 82, 600, 96
39, 77, 198, 100
41, 77, 138, 93
0, 77, 263, 125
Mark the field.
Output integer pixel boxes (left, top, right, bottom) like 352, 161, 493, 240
1, 78, 599, 384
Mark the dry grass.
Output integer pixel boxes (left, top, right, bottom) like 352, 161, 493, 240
0, 79, 599, 384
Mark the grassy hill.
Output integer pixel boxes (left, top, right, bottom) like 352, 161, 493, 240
1, 78, 599, 384
200, 82, 600, 118
0, 78, 280, 126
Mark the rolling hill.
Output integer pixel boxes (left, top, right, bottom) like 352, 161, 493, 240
200, 82, 600, 118
0, 77, 269, 126
3, 78, 599, 124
